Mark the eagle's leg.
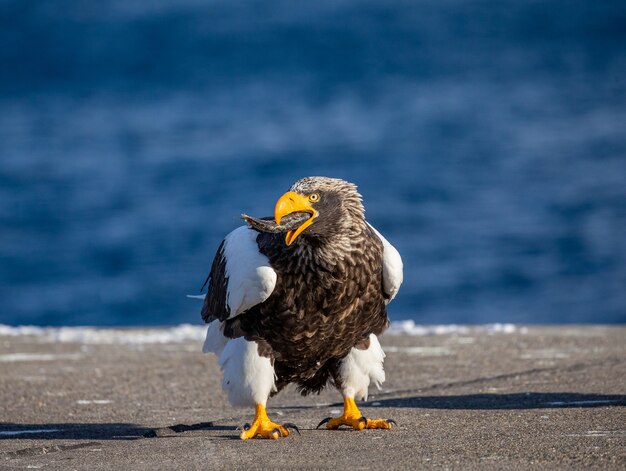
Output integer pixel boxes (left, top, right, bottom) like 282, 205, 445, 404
318, 334, 396, 431
318, 397, 395, 430
240, 403, 293, 440
217, 337, 298, 440
320, 397, 368, 430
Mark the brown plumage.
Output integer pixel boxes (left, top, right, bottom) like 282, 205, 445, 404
200, 176, 402, 439
201, 177, 389, 395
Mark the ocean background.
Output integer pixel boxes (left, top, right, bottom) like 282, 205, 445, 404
0, 0, 625, 327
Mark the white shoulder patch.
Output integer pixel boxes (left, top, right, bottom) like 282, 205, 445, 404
367, 223, 403, 303
223, 226, 277, 318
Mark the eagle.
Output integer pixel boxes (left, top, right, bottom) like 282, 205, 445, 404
200, 176, 403, 439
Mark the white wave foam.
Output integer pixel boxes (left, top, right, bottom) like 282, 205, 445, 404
0, 321, 521, 345
76, 399, 113, 405
0, 323, 206, 345
386, 320, 521, 336
383, 346, 453, 356
0, 353, 83, 362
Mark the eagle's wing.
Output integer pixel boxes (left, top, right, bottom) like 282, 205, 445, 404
201, 226, 277, 323
367, 223, 403, 303
200, 226, 278, 407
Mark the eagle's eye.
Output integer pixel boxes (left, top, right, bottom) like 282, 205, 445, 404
308, 193, 320, 203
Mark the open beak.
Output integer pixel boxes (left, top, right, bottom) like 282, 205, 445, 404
274, 191, 317, 245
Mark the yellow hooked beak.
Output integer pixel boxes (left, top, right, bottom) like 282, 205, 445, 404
274, 191, 318, 246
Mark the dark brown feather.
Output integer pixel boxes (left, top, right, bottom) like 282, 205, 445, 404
202, 177, 392, 397
201, 241, 230, 323
224, 225, 388, 396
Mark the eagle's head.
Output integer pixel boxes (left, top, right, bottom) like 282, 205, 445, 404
274, 176, 365, 246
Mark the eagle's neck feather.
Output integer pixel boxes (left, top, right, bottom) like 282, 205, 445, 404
290, 220, 367, 271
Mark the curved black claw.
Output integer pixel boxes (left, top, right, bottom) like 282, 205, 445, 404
243, 422, 251, 431
358, 416, 368, 428
283, 423, 301, 436
386, 419, 398, 427
316, 417, 332, 429
272, 427, 283, 438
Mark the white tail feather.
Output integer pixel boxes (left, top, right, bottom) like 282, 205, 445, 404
202, 320, 228, 355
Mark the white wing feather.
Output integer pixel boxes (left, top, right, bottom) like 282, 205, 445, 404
222, 226, 277, 318
367, 223, 403, 303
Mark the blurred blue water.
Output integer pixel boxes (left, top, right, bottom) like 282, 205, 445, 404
0, 0, 625, 326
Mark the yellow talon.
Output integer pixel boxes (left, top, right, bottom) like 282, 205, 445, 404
318, 397, 395, 430
362, 418, 394, 429
239, 404, 291, 440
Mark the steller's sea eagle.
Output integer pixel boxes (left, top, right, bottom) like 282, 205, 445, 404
200, 176, 403, 439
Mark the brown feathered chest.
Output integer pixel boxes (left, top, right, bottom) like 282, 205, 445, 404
223, 226, 389, 395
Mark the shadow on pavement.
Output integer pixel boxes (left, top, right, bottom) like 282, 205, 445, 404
367, 392, 626, 409
3, 393, 623, 442
0, 422, 235, 441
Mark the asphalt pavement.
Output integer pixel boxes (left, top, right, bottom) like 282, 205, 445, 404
1, 326, 625, 470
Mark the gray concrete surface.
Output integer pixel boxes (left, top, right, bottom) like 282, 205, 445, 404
1, 326, 625, 470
